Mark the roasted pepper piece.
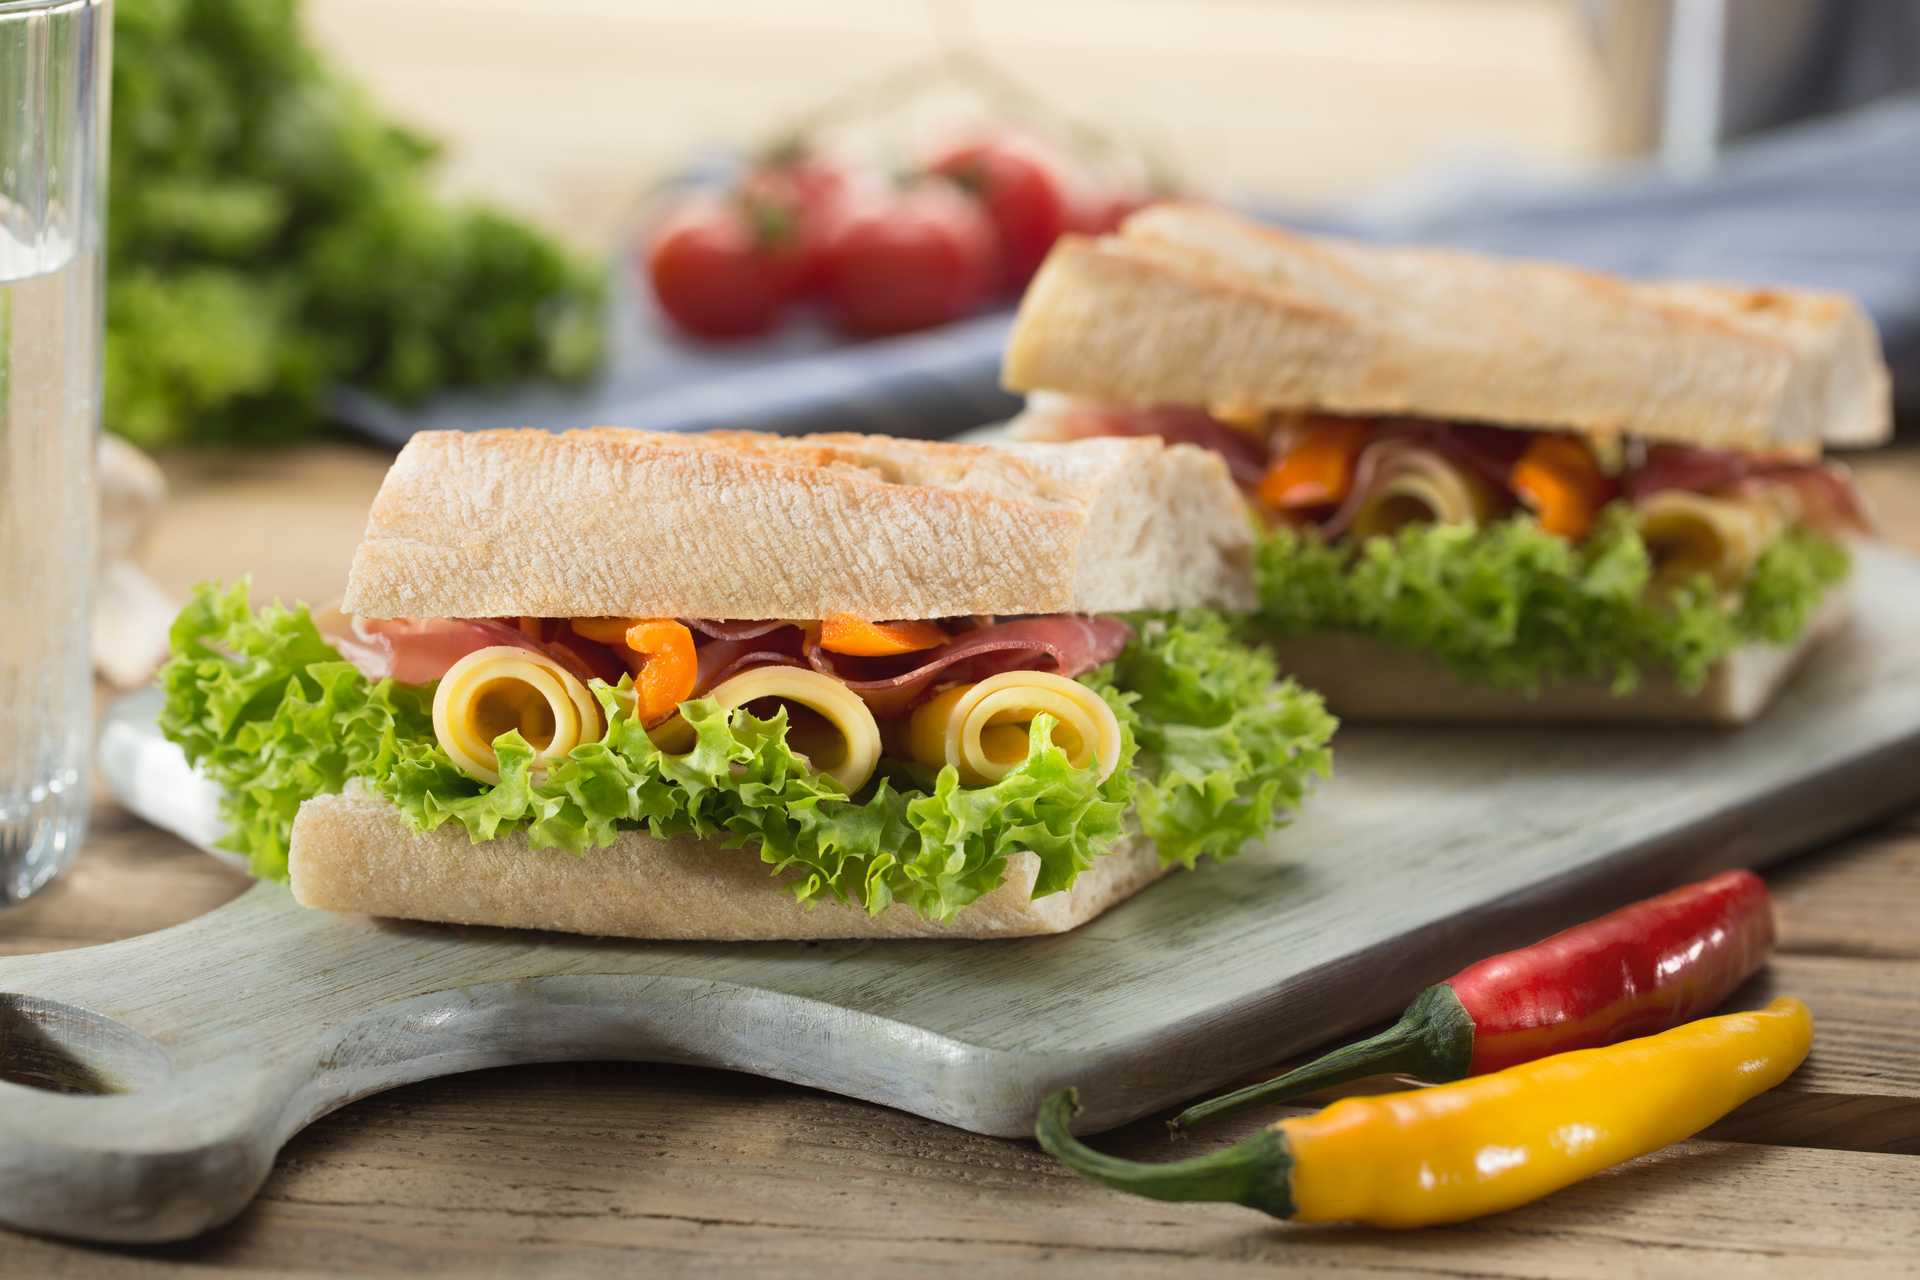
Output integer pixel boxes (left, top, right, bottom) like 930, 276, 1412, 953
1038, 997, 1812, 1228
819, 614, 948, 657
569, 617, 697, 724
623, 619, 697, 725
1510, 436, 1612, 539
1256, 419, 1371, 511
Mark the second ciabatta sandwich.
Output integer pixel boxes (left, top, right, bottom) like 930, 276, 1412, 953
1005, 203, 1892, 724
158, 428, 1333, 940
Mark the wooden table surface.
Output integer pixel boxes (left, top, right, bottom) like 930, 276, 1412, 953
0, 442, 1913, 1277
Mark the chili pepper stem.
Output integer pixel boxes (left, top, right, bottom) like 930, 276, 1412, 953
1036, 1090, 1295, 1219
1170, 984, 1475, 1135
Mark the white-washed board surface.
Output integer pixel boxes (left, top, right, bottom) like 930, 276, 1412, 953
6, 545, 1920, 1244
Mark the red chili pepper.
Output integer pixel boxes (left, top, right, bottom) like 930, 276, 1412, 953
1170, 869, 1775, 1132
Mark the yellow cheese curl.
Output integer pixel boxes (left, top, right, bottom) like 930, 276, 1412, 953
431, 645, 603, 786
907, 671, 1122, 787
704, 665, 883, 793
1635, 490, 1785, 589
1349, 444, 1500, 539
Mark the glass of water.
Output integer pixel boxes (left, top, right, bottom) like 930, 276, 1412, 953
1, 0, 110, 903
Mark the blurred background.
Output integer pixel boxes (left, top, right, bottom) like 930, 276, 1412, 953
298, 0, 1917, 244
98, 0, 1920, 632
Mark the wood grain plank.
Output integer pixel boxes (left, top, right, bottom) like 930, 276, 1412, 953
145, 444, 390, 608
1772, 826, 1920, 959
0, 819, 244, 959
1707, 956, 1920, 1154
4, 1065, 1915, 1277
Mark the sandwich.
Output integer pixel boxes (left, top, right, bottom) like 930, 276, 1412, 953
1004, 203, 1891, 724
157, 428, 1334, 940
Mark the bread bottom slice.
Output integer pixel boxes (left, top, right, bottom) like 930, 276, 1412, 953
1264, 590, 1849, 726
288, 787, 1170, 940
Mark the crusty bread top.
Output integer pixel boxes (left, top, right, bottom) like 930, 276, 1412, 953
340, 427, 1255, 620
1003, 202, 1892, 453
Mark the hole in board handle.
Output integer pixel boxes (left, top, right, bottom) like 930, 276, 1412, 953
0, 994, 170, 1095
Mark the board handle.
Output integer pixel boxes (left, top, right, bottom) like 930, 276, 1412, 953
0, 989, 290, 1242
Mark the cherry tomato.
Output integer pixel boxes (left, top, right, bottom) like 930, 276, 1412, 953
822, 182, 997, 336
644, 193, 805, 339
741, 153, 860, 295
924, 132, 1074, 290
751, 148, 855, 220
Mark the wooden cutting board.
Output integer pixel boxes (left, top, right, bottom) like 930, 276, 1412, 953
7, 544, 1920, 1244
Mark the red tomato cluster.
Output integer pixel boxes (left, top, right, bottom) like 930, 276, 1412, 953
644, 129, 1147, 341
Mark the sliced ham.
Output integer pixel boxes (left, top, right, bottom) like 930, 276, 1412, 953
1058, 404, 1270, 488
1742, 465, 1875, 535
691, 626, 809, 694
316, 610, 1132, 720
1063, 400, 1870, 543
314, 613, 549, 685
539, 633, 630, 685
807, 615, 1132, 717
1405, 421, 1533, 495
683, 619, 798, 642
1623, 445, 1872, 535
686, 615, 1132, 717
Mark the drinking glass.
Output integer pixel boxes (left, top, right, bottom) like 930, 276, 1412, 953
0, 0, 110, 903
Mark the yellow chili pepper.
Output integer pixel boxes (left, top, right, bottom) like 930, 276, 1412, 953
1036, 997, 1811, 1228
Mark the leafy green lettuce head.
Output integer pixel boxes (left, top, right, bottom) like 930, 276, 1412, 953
1256, 503, 1847, 694
159, 586, 1336, 919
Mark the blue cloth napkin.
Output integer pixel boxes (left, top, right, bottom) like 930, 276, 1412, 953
336, 95, 1920, 448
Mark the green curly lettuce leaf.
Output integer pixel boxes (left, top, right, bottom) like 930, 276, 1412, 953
1096, 612, 1335, 866
1256, 503, 1848, 694
158, 587, 1336, 919
156, 581, 435, 878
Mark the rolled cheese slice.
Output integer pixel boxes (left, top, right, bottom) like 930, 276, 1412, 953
705, 665, 883, 793
1349, 444, 1500, 539
432, 645, 603, 785
1635, 490, 1786, 589
908, 671, 1123, 787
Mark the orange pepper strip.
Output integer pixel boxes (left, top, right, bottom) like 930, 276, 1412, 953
1510, 436, 1606, 540
624, 619, 697, 725
1256, 419, 1372, 511
818, 614, 948, 657
563, 618, 697, 722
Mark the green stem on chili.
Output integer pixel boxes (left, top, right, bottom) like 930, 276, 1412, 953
1171, 984, 1473, 1133
1038, 1089, 1295, 1216
1171, 869, 1776, 1133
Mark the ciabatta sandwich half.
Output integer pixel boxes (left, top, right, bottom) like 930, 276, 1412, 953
159, 428, 1333, 940
1006, 203, 1892, 724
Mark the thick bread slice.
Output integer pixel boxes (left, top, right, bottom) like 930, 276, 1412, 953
1004, 203, 1892, 452
340, 427, 1253, 620
288, 787, 1169, 940
1264, 589, 1848, 726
